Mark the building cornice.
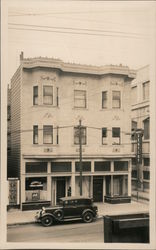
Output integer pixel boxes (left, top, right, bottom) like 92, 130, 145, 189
21, 57, 136, 79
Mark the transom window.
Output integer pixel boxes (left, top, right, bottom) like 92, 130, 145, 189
74, 126, 86, 145
112, 91, 121, 108
74, 90, 86, 108
43, 86, 53, 105
43, 125, 53, 144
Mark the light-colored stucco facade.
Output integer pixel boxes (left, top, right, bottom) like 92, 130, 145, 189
10, 54, 136, 209
131, 65, 150, 200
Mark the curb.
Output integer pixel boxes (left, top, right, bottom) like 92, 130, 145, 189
7, 215, 103, 227
7, 221, 36, 227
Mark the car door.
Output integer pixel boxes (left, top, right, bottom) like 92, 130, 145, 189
63, 200, 78, 218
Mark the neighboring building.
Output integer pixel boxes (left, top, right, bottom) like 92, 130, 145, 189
131, 65, 150, 201
9, 53, 136, 210
7, 85, 12, 178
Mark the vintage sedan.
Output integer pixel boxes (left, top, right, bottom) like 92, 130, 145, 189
35, 196, 98, 226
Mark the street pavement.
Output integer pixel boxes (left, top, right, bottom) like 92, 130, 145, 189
7, 200, 149, 226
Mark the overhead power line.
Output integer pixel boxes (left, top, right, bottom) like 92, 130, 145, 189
8, 27, 148, 40
8, 23, 146, 37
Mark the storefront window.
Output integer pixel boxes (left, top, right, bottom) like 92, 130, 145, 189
25, 177, 47, 202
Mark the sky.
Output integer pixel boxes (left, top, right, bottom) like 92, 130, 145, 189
6, 0, 156, 82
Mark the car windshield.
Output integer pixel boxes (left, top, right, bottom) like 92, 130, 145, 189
59, 199, 63, 205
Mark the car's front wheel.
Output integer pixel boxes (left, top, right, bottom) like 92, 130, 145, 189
41, 215, 53, 227
83, 212, 93, 223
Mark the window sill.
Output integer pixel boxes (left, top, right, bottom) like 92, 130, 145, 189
32, 105, 59, 108
32, 144, 59, 147
72, 107, 88, 110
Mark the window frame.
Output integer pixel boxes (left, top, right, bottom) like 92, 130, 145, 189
33, 125, 38, 144
43, 85, 53, 105
143, 118, 150, 140
74, 126, 87, 145
33, 86, 38, 105
112, 90, 121, 108
102, 91, 107, 109
142, 81, 149, 101
43, 125, 53, 144
102, 127, 107, 144
74, 90, 87, 108
112, 127, 120, 145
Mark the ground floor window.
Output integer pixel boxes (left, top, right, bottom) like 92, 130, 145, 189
25, 177, 47, 202
105, 175, 128, 196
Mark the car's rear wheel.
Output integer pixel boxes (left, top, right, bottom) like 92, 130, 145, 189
41, 215, 53, 227
83, 212, 93, 223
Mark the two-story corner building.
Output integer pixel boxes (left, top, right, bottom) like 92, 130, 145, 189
10, 53, 136, 210
131, 65, 150, 201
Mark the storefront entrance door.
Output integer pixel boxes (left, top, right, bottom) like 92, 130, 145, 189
93, 177, 103, 202
56, 179, 65, 203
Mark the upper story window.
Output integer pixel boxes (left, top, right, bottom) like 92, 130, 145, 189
143, 81, 149, 101
112, 91, 121, 108
112, 127, 120, 144
131, 86, 137, 105
33, 125, 38, 144
43, 125, 53, 144
74, 90, 86, 108
102, 127, 107, 144
33, 86, 38, 105
102, 91, 107, 108
131, 121, 137, 140
43, 86, 53, 105
144, 158, 150, 166
143, 118, 150, 140
74, 126, 87, 145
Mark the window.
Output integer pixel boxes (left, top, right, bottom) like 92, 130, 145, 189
143, 118, 150, 139
43, 125, 53, 144
102, 91, 107, 108
33, 125, 38, 144
74, 126, 86, 145
131, 86, 137, 104
144, 158, 150, 166
143, 82, 149, 100
112, 127, 120, 144
112, 91, 120, 108
74, 90, 86, 108
56, 87, 59, 106
75, 162, 91, 172
102, 127, 107, 144
33, 86, 38, 105
26, 162, 47, 173
94, 161, 110, 171
43, 86, 53, 105
131, 121, 137, 140
114, 161, 128, 171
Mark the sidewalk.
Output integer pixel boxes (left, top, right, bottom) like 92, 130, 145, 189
7, 200, 149, 226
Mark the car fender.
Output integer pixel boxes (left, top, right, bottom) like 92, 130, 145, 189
53, 209, 64, 220
82, 209, 95, 217
40, 213, 55, 220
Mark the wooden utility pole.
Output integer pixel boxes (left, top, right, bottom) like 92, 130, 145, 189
79, 119, 83, 196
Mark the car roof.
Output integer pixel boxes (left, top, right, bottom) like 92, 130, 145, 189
60, 196, 92, 201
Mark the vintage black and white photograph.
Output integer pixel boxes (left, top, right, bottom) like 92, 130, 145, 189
1, 0, 156, 249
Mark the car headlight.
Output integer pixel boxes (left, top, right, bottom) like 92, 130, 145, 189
41, 206, 46, 215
